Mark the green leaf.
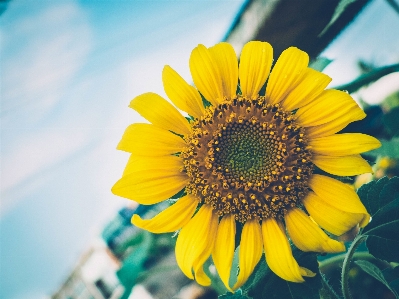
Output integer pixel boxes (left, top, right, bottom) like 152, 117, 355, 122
359, 177, 399, 262
333, 63, 399, 94
358, 177, 390, 216
365, 206, 399, 263
366, 234, 399, 265
319, 274, 341, 299
366, 199, 399, 233
219, 291, 249, 299
228, 245, 241, 288
319, 0, 357, 36
383, 107, 399, 137
382, 266, 399, 296
309, 57, 332, 72
366, 138, 399, 158
117, 231, 153, 289
386, 0, 399, 15
170, 188, 186, 200
244, 250, 321, 299
355, 260, 399, 298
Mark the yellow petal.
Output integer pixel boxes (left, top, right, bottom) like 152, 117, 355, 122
309, 174, 368, 214
132, 194, 198, 233
117, 123, 186, 156
233, 219, 263, 290
308, 174, 370, 228
239, 41, 273, 100
194, 263, 212, 286
129, 92, 191, 135
285, 208, 345, 253
313, 154, 373, 176
112, 169, 189, 204
212, 214, 236, 291
209, 42, 238, 100
282, 68, 331, 111
296, 90, 366, 127
189, 44, 223, 106
303, 191, 367, 236
309, 133, 381, 156
175, 204, 218, 285
262, 218, 315, 282
162, 65, 205, 118
266, 47, 309, 105
306, 109, 365, 138
123, 155, 183, 176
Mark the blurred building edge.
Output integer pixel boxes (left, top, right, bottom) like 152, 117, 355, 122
49, 204, 151, 299
50, 205, 140, 299
50, 240, 124, 299
224, 0, 372, 60
50, 203, 198, 299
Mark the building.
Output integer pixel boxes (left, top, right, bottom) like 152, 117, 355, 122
50, 241, 123, 299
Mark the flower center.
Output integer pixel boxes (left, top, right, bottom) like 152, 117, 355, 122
182, 96, 313, 223
213, 122, 286, 188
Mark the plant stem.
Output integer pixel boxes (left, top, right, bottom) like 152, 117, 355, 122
341, 234, 368, 299
320, 273, 341, 299
319, 252, 375, 271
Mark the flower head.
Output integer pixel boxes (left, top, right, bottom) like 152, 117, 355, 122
112, 41, 381, 290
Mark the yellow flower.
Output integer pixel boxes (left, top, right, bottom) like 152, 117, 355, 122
112, 41, 381, 290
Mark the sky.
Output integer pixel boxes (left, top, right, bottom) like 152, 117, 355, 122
0, 1, 398, 299
321, 0, 399, 104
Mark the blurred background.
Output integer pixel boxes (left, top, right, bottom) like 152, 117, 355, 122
1, 0, 398, 299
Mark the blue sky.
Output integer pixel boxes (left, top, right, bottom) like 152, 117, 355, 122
1, 1, 398, 299
322, 0, 399, 103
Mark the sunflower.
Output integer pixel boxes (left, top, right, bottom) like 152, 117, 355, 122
112, 41, 381, 290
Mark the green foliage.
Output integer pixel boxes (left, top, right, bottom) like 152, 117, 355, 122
382, 266, 399, 296
366, 138, 399, 159
170, 188, 186, 200
383, 91, 399, 110
333, 63, 399, 94
355, 260, 399, 298
319, 0, 357, 36
386, 0, 399, 15
309, 57, 333, 72
219, 290, 249, 299
383, 107, 399, 137
228, 245, 241, 288
357, 177, 391, 215
243, 250, 321, 299
358, 177, 399, 263
117, 231, 153, 296
319, 275, 341, 299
